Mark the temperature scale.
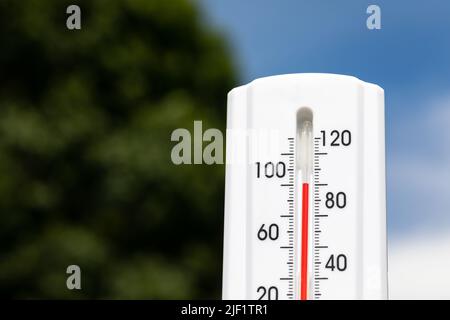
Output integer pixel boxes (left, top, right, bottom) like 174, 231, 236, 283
222, 74, 387, 300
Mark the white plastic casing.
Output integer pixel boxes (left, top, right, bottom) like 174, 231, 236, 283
222, 73, 387, 300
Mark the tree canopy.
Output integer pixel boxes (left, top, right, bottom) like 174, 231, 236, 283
0, 0, 236, 298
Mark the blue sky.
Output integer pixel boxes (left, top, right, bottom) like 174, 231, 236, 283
198, 0, 450, 238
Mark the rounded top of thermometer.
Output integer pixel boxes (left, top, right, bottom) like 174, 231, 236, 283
228, 73, 384, 97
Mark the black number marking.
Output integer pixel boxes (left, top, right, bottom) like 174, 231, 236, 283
257, 224, 279, 241
325, 192, 346, 209
321, 130, 351, 147
325, 254, 347, 271
257, 286, 279, 300
256, 162, 286, 178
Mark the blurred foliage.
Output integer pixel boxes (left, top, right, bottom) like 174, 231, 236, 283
0, 0, 236, 298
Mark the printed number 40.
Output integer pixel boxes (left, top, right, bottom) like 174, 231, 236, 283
325, 254, 347, 271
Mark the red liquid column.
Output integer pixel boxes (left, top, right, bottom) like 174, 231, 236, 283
300, 183, 309, 300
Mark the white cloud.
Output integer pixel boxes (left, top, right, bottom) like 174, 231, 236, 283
389, 231, 450, 299
388, 94, 450, 299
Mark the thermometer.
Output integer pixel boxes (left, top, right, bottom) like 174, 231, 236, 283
222, 74, 387, 300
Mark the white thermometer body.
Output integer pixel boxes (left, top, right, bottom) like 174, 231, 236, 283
222, 74, 387, 300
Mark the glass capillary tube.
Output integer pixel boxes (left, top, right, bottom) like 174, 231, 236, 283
298, 121, 313, 182
296, 119, 313, 300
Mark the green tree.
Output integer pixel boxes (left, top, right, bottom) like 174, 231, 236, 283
0, 0, 235, 298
